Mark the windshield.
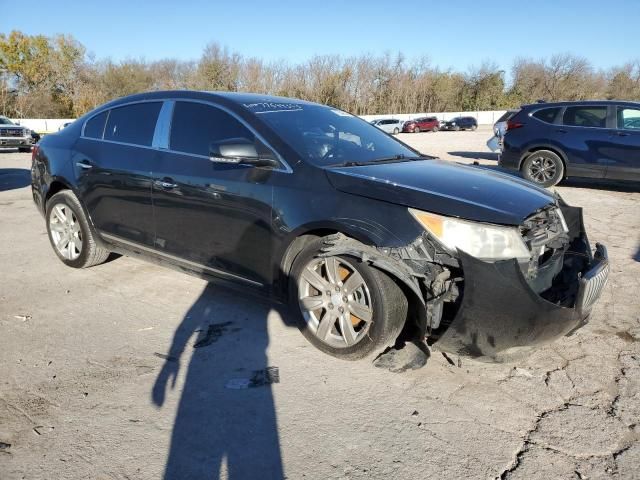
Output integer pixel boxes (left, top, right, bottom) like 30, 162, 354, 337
243, 102, 418, 166
0, 117, 16, 125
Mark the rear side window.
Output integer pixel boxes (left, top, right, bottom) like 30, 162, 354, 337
84, 111, 108, 139
532, 107, 560, 124
104, 102, 162, 146
170, 101, 255, 156
563, 106, 607, 128
617, 107, 640, 130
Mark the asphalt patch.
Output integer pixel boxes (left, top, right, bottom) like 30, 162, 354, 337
193, 321, 234, 348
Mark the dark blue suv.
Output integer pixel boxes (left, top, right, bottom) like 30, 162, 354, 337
500, 100, 640, 187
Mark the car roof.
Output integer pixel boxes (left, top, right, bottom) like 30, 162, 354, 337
95, 90, 323, 111
522, 100, 640, 109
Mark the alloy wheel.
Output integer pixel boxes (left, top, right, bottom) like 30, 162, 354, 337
297, 257, 373, 348
528, 156, 557, 183
49, 204, 83, 260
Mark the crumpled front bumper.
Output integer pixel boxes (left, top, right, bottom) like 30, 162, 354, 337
435, 213, 609, 362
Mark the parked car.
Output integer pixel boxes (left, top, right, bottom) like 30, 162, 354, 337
442, 116, 478, 131
403, 116, 440, 133
500, 100, 640, 187
0, 116, 33, 152
31, 91, 608, 361
370, 118, 404, 135
494, 110, 519, 138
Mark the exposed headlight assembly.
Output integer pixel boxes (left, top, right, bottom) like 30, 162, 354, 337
409, 208, 531, 262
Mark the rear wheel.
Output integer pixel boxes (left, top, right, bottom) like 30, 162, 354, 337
521, 150, 564, 187
289, 238, 408, 360
46, 190, 110, 268
393, 127, 400, 135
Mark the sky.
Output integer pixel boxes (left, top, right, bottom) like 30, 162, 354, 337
3, 0, 640, 73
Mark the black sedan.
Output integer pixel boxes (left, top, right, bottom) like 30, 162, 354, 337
31, 91, 608, 361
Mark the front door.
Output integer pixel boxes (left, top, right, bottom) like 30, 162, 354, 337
151, 100, 280, 287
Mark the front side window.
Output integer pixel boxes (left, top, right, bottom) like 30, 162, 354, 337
104, 102, 162, 146
84, 111, 108, 139
532, 107, 560, 124
563, 106, 607, 128
617, 107, 640, 130
244, 102, 417, 166
170, 101, 257, 157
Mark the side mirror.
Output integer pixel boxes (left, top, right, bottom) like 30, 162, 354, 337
209, 138, 279, 168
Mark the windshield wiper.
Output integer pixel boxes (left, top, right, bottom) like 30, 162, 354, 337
339, 155, 424, 167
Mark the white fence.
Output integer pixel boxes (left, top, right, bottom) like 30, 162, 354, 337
360, 110, 507, 125
11, 110, 506, 133
9, 118, 74, 133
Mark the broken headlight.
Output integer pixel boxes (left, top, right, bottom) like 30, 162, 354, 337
409, 208, 531, 262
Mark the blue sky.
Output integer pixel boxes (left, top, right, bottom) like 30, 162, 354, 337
3, 0, 639, 73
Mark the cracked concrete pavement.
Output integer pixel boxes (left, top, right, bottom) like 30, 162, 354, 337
1, 129, 639, 479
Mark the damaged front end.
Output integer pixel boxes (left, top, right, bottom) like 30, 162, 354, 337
321, 199, 609, 362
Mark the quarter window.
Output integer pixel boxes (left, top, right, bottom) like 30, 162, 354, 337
104, 102, 162, 146
84, 111, 108, 139
532, 107, 560, 124
617, 107, 640, 130
563, 106, 608, 128
170, 101, 257, 156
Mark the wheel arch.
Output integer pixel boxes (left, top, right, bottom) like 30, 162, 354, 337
275, 226, 427, 343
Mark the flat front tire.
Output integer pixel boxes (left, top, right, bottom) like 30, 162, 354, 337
46, 190, 110, 268
521, 150, 564, 187
289, 238, 408, 360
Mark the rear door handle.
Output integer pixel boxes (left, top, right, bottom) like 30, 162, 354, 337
154, 178, 178, 189
76, 160, 93, 169
556, 129, 568, 134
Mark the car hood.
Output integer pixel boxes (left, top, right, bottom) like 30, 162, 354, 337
325, 159, 555, 225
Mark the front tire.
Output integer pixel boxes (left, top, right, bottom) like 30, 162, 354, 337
413, 126, 420, 133
289, 238, 408, 360
471, 125, 477, 131
521, 150, 564, 188
46, 190, 110, 268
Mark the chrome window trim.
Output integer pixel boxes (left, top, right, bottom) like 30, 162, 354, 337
81, 96, 293, 174
81, 98, 164, 139
101, 232, 263, 287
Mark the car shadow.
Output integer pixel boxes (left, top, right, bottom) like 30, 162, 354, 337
448, 151, 499, 161
0, 168, 31, 192
152, 280, 293, 479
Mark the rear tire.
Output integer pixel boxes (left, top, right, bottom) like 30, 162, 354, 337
471, 125, 477, 131
289, 238, 408, 360
46, 190, 110, 268
521, 150, 564, 188
393, 127, 399, 135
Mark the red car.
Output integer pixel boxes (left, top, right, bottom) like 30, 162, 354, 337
403, 116, 440, 133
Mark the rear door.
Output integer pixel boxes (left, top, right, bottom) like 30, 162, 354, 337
559, 105, 611, 178
605, 105, 640, 181
151, 100, 280, 287
75, 101, 162, 246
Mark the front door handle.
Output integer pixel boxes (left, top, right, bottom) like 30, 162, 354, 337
154, 178, 178, 189
76, 160, 93, 169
